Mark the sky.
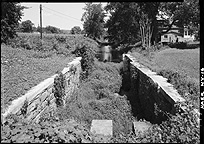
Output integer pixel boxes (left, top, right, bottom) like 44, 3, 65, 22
20, 2, 108, 30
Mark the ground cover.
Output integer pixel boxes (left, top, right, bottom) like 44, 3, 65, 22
1, 36, 200, 143
1, 32, 99, 113
57, 60, 134, 138
1, 44, 74, 112
130, 46, 200, 108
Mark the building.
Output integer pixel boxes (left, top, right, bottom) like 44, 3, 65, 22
157, 19, 195, 44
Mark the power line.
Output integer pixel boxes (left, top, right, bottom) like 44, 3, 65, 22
43, 8, 83, 24
42, 5, 82, 22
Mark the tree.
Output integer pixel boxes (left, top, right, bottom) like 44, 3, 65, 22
105, 2, 160, 49
136, 2, 160, 48
105, 3, 140, 46
105, 1, 199, 50
159, 0, 200, 36
70, 26, 81, 34
81, 3, 106, 39
1, 2, 27, 43
44, 25, 61, 34
20, 20, 34, 33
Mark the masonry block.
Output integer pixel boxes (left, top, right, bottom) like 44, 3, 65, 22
90, 120, 113, 137
133, 121, 152, 135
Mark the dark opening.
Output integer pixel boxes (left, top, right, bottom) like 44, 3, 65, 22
119, 64, 169, 124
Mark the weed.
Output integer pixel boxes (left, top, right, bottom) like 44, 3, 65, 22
53, 72, 66, 107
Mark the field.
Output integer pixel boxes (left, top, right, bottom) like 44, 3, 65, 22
1, 32, 99, 113
1, 44, 74, 112
153, 48, 199, 81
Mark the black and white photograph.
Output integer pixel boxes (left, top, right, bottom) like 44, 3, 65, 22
1, 0, 201, 143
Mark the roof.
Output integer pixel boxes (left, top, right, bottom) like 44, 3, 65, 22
162, 31, 183, 36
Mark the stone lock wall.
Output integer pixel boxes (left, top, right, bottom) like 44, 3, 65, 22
2, 57, 82, 124
123, 54, 199, 124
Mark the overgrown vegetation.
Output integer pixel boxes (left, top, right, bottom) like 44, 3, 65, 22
1, 2, 26, 43
73, 40, 96, 80
110, 101, 199, 143
1, 32, 99, 112
56, 61, 135, 138
53, 72, 66, 107
131, 47, 199, 108
1, 114, 93, 143
157, 69, 199, 109
1, 50, 200, 143
168, 42, 200, 49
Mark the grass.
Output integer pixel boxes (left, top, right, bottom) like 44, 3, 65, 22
130, 47, 200, 108
56, 60, 135, 138
1, 32, 100, 113
1, 44, 74, 113
153, 48, 199, 81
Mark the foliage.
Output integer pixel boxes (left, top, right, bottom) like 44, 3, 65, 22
1, 114, 93, 143
19, 20, 34, 33
20, 98, 29, 117
1, 2, 26, 43
1, 44, 74, 112
168, 42, 187, 49
36, 25, 61, 34
58, 61, 134, 138
105, 2, 140, 45
8, 32, 85, 54
126, 102, 200, 143
105, 1, 199, 49
70, 26, 81, 34
159, 0, 200, 35
44, 25, 61, 34
73, 39, 98, 79
157, 69, 199, 109
186, 43, 200, 49
81, 3, 106, 39
53, 72, 66, 107
105, 2, 161, 48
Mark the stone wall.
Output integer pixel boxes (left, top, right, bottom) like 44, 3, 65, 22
123, 54, 199, 124
2, 57, 82, 124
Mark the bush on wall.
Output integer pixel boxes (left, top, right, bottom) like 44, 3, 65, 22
73, 40, 96, 80
53, 72, 65, 107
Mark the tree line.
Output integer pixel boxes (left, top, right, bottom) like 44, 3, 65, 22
81, 1, 200, 49
17, 20, 83, 35
1, 1, 200, 48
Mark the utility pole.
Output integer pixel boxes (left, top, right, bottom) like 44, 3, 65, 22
40, 4, 42, 40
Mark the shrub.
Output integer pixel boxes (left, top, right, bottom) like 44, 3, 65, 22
55, 35, 66, 43
186, 43, 200, 49
53, 72, 65, 107
127, 101, 200, 143
168, 42, 187, 49
73, 40, 96, 79
57, 61, 133, 138
1, 114, 93, 143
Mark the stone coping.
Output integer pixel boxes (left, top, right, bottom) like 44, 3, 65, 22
124, 54, 200, 123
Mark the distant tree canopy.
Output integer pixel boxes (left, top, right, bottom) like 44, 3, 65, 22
159, 0, 200, 34
70, 26, 81, 34
81, 3, 106, 39
104, 1, 200, 49
1, 2, 27, 43
19, 20, 34, 33
37, 25, 61, 34
45, 25, 61, 34
105, 3, 140, 45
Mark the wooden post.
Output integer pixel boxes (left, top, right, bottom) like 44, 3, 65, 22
40, 4, 42, 40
